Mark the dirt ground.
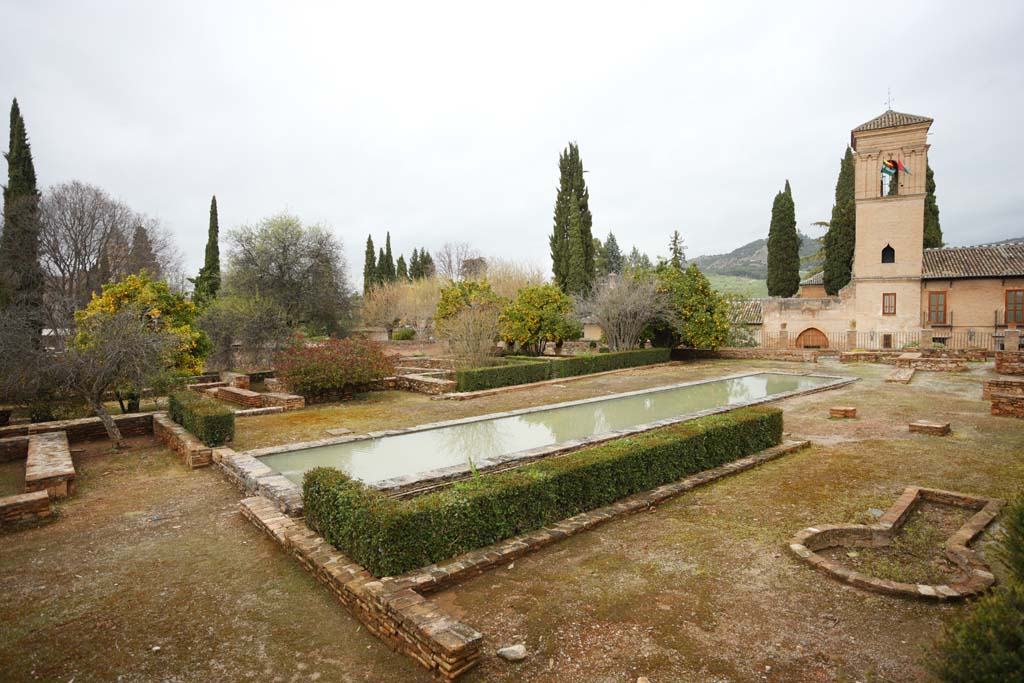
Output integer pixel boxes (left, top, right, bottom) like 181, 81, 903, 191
2, 358, 1022, 683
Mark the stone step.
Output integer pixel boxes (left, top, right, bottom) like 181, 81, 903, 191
886, 368, 915, 384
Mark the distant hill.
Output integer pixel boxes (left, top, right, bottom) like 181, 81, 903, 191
689, 233, 823, 280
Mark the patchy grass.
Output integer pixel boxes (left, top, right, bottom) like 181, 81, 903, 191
2, 358, 1023, 683
0, 459, 24, 497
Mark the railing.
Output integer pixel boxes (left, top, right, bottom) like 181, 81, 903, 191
932, 329, 999, 351
853, 330, 920, 351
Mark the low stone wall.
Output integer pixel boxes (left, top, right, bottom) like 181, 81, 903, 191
153, 413, 212, 469
991, 393, 1024, 419
0, 412, 153, 444
982, 378, 1024, 400
995, 351, 1024, 375
895, 356, 967, 372
396, 373, 457, 395
0, 435, 29, 463
187, 380, 227, 393
213, 447, 303, 515
241, 496, 482, 680
676, 348, 819, 363
0, 490, 50, 524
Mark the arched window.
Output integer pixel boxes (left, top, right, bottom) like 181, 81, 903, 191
881, 244, 895, 263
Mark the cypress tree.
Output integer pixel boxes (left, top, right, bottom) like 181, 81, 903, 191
603, 232, 623, 275
409, 248, 420, 279
376, 247, 387, 285
564, 196, 588, 294
924, 163, 943, 248
549, 142, 594, 294
419, 248, 435, 278
127, 225, 159, 276
0, 98, 45, 317
593, 237, 607, 277
669, 230, 685, 270
363, 234, 376, 293
383, 232, 396, 281
823, 147, 856, 295
767, 180, 800, 297
396, 255, 409, 281
192, 195, 221, 306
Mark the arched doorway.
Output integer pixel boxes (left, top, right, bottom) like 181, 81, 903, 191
795, 327, 829, 349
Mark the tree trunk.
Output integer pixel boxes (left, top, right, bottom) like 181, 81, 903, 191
89, 398, 125, 449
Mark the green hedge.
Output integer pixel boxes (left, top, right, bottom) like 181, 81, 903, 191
304, 405, 782, 576
169, 391, 235, 447
391, 328, 416, 341
454, 348, 671, 392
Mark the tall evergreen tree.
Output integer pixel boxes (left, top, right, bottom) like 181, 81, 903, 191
592, 237, 607, 277
409, 248, 420, 279
603, 232, 623, 275
563, 196, 589, 294
376, 247, 387, 285
419, 248, 435, 278
362, 234, 376, 294
766, 180, 800, 297
0, 98, 45, 316
192, 195, 221, 306
823, 147, 856, 295
382, 232, 396, 281
549, 142, 594, 294
625, 246, 652, 273
668, 230, 685, 270
127, 225, 159, 276
396, 254, 409, 281
924, 163, 943, 248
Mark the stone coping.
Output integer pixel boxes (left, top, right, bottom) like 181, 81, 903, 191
24, 431, 75, 498
788, 487, 1005, 601
242, 371, 854, 493
238, 438, 811, 680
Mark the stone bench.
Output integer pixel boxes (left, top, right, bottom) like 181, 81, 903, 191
260, 392, 305, 411
216, 386, 263, 408
829, 406, 857, 418
909, 420, 951, 436
24, 431, 75, 498
886, 368, 915, 384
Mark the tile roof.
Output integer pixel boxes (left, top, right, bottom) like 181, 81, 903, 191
853, 110, 933, 133
732, 299, 763, 325
922, 241, 1024, 279
800, 272, 824, 286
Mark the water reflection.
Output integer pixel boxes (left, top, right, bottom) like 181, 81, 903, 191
260, 373, 833, 485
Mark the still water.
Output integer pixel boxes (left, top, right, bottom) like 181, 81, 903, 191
260, 373, 834, 485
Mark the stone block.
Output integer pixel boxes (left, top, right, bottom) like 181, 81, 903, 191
829, 406, 857, 418
24, 431, 75, 498
909, 420, 951, 436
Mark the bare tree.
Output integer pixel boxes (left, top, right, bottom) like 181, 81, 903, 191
360, 281, 405, 339
483, 258, 547, 299
435, 242, 480, 282
442, 305, 501, 369
198, 295, 291, 371
578, 273, 672, 351
40, 181, 184, 311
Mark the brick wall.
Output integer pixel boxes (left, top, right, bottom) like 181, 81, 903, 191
982, 378, 1024, 400
991, 393, 1024, 418
995, 351, 1024, 375
0, 413, 153, 444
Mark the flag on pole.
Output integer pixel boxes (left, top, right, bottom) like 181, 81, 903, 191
897, 160, 912, 176
881, 159, 897, 176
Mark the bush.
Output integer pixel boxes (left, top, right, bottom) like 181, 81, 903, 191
304, 406, 782, 576
275, 335, 395, 402
453, 348, 670, 391
391, 328, 416, 341
931, 495, 1024, 683
169, 391, 235, 446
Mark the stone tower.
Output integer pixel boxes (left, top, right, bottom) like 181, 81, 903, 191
850, 110, 933, 332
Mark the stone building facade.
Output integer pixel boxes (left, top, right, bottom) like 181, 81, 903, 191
755, 110, 1024, 351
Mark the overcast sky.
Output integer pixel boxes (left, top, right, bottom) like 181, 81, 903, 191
2, 1, 1022, 287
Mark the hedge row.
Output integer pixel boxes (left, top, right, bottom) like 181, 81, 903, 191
303, 405, 782, 576
169, 391, 235, 447
454, 347, 671, 392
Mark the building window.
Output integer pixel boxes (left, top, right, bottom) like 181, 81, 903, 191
881, 244, 895, 263
882, 293, 896, 315
928, 291, 947, 325
1008, 290, 1024, 325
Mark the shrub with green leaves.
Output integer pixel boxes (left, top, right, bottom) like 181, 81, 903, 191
169, 391, 235, 446
931, 494, 1024, 683
391, 328, 416, 341
453, 347, 670, 391
549, 347, 669, 378
304, 406, 782, 576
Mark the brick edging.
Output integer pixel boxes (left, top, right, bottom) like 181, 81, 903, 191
787, 487, 1005, 601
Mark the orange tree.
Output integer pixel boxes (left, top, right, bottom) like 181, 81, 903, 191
498, 284, 581, 355
654, 264, 730, 349
76, 273, 210, 399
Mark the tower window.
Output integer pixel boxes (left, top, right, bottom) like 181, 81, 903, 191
881, 244, 895, 263
880, 159, 899, 196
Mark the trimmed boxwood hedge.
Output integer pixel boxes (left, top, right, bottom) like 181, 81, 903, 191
303, 405, 782, 576
454, 347, 671, 392
169, 391, 235, 447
